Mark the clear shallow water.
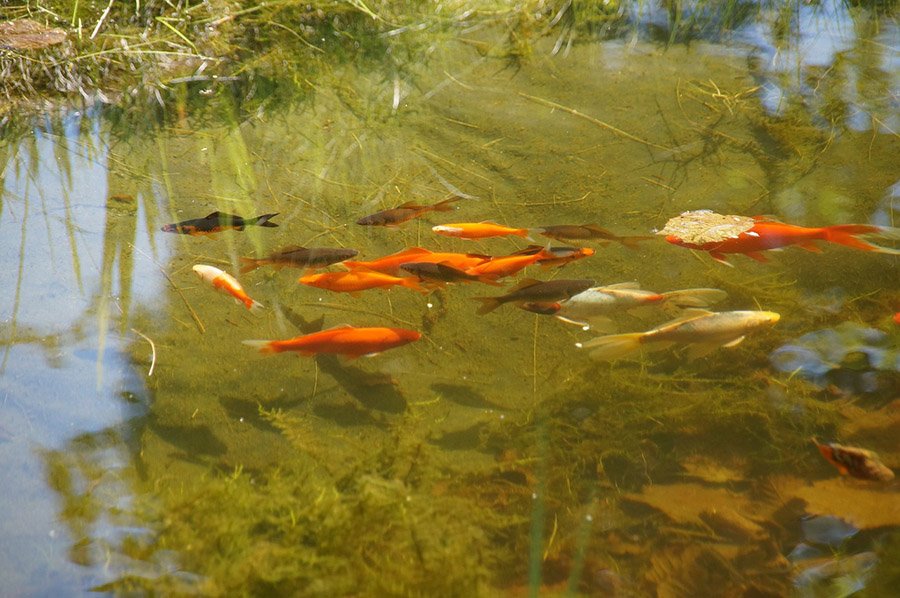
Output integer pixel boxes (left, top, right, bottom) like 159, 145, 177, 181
1, 3, 899, 595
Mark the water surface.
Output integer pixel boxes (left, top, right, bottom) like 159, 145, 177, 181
1, 3, 898, 595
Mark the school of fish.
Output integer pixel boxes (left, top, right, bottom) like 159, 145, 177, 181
163, 203, 897, 478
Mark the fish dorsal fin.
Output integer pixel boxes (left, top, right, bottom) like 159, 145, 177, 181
657, 308, 713, 327
205, 211, 223, 219
396, 201, 424, 209
584, 224, 613, 234
277, 245, 306, 252
604, 282, 641, 290
508, 278, 543, 293
465, 253, 493, 260
394, 247, 432, 257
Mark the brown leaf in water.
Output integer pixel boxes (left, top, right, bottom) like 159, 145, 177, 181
680, 455, 747, 484
622, 483, 755, 525
794, 479, 900, 529
0, 19, 66, 50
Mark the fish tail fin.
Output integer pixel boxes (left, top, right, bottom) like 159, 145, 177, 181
472, 296, 502, 315
524, 228, 544, 243
821, 224, 900, 254
476, 275, 503, 287
248, 299, 264, 312
617, 235, 656, 250
581, 333, 644, 361
251, 213, 280, 228
433, 198, 461, 212
401, 278, 427, 293
242, 340, 278, 354
239, 257, 260, 274
661, 288, 728, 308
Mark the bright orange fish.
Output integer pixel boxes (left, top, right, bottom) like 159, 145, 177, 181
509, 245, 595, 268
192, 264, 263, 311
465, 249, 555, 280
432, 222, 536, 240
298, 270, 424, 294
664, 217, 900, 264
243, 325, 421, 359
344, 247, 491, 275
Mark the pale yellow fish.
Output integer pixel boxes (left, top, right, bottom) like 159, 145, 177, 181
580, 309, 780, 361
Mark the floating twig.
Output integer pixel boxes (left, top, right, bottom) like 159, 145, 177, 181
517, 91, 672, 152
131, 329, 157, 376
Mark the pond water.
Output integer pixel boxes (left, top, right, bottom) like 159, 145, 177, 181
1, 2, 898, 595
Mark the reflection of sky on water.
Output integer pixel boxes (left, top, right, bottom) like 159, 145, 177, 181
0, 110, 165, 590
770, 321, 899, 392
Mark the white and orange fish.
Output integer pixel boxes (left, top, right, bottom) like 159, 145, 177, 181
192, 264, 263, 311
520, 283, 727, 329
581, 309, 780, 361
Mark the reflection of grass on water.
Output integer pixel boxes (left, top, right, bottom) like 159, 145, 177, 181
4, 0, 891, 124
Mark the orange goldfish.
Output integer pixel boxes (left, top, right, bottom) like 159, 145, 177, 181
192, 264, 263, 311
298, 270, 424, 294
344, 247, 491, 275
660, 211, 900, 264
814, 439, 894, 482
432, 222, 537, 240
509, 245, 595, 268
243, 325, 421, 359
465, 249, 556, 280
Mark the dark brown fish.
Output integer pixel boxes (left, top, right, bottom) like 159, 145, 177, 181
356, 198, 460, 226
400, 262, 500, 286
161, 211, 278, 236
815, 439, 895, 482
518, 301, 563, 315
240, 246, 359, 274
538, 224, 654, 249
473, 278, 594, 315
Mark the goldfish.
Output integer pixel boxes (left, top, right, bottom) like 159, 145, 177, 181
465, 250, 556, 280
581, 309, 780, 361
508, 245, 595, 268
298, 270, 424, 294
538, 224, 655, 249
473, 278, 594, 315
243, 325, 421, 359
894, 313, 900, 325
192, 264, 263, 311
814, 439, 894, 482
659, 210, 900, 265
344, 247, 491, 275
161, 211, 278, 236
400, 262, 500, 286
356, 198, 460, 226
239, 246, 359, 273
519, 283, 728, 328
432, 222, 537, 240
